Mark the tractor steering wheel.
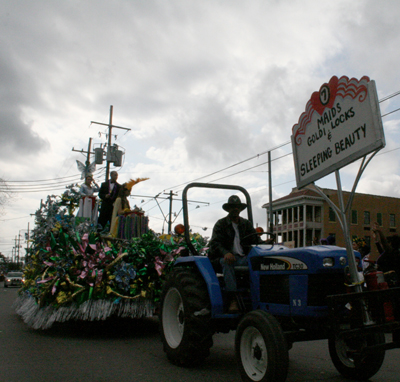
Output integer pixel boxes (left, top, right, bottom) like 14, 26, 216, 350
242, 231, 276, 244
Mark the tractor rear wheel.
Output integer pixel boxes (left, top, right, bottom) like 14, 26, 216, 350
235, 310, 289, 382
328, 331, 385, 380
160, 267, 213, 366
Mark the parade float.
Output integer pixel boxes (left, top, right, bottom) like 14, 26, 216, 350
14, 182, 208, 329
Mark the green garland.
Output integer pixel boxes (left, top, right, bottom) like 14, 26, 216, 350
20, 190, 208, 310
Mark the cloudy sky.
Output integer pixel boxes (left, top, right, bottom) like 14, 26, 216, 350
1, 0, 400, 259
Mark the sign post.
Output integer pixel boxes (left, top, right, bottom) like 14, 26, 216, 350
291, 76, 385, 294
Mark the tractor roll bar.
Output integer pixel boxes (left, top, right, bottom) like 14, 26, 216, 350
182, 182, 253, 256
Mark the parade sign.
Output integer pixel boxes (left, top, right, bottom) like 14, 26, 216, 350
291, 76, 385, 188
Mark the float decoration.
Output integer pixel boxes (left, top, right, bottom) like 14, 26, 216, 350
14, 188, 208, 329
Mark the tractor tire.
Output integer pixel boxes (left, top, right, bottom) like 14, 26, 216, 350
328, 331, 385, 380
235, 310, 289, 382
160, 267, 214, 367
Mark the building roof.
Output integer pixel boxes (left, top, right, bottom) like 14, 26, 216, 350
262, 187, 321, 208
262, 184, 400, 209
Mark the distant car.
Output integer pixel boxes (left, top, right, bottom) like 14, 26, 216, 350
4, 272, 24, 288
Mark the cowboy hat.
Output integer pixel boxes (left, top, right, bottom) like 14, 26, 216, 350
223, 195, 247, 212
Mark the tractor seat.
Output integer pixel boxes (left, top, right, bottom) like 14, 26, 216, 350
212, 261, 250, 291
210, 259, 249, 274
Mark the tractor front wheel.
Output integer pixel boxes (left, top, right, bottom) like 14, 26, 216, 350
235, 310, 289, 382
328, 331, 385, 380
160, 267, 213, 367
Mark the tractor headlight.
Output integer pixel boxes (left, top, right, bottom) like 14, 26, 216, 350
323, 257, 334, 267
339, 257, 347, 266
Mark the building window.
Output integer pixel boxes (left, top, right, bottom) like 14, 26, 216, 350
364, 211, 370, 225
299, 207, 304, 222
351, 210, 358, 225
315, 206, 321, 223
377, 213, 382, 226
390, 214, 396, 228
329, 207, 336, 222
288, 209, 293, 223
306, 205, 313, 222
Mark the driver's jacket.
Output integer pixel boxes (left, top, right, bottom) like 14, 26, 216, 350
208, 216, 260, 261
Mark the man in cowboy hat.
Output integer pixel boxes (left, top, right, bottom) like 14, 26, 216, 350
209, 195, 262, 313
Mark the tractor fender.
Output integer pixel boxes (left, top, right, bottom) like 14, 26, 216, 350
173, 256, 224, 315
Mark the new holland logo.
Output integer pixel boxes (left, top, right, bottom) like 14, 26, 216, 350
258, 256, 308, 271
261, 262, 286, 271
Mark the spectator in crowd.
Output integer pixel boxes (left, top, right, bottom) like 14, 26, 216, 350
370, 223, 400, 285
326, 235, 336, 245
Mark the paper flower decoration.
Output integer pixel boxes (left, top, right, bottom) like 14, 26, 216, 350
14, 183, 209, 330
125, 177, 149, 191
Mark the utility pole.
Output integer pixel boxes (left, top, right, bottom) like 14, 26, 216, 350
164, 191, 178, 234
106, 106, 113, 181
86, 138, 92, 167
14, 235, 21, 267
154, 193, 209, 234
91, 105, 131, 182
268, 151, 274, 235
14, 237, 19, 267
72, 137, 94, 174
18, 233, 21, 267
26, 222, 30, 262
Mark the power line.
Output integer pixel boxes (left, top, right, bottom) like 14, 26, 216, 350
3, 166, 106, 183
0, 168, 106, 193
5, 173, 88, 183
0, 186, 77, 194
165, 141, 292, 193
144, 103, 400, 216
2, 90, 399, 229
207, 153, 293, 185
162, 93, 400, 195
2, 181, 80, 190
379, 90, 400, 103
0, 215, 32, 222
2, 91, 399, 197
381, 107, 400, 118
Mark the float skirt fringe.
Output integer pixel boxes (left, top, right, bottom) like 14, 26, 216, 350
13, 295, 154, 330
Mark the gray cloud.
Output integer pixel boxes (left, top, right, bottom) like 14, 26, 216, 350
1, 0, 400, 255
0, 54, 48, 160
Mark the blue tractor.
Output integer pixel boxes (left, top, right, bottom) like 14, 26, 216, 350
159, 183, 400, 382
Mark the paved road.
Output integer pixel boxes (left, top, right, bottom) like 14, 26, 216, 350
1, 285, 399, 382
